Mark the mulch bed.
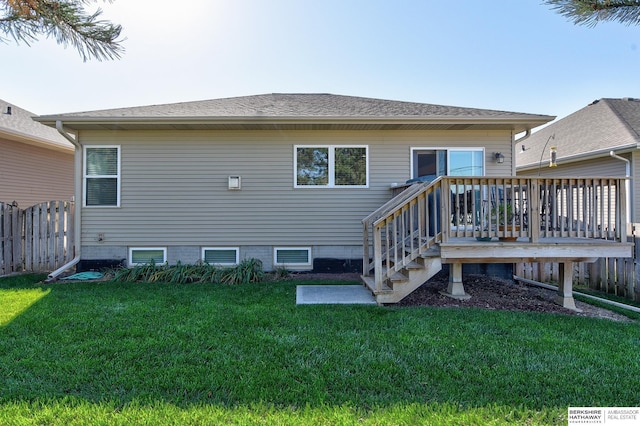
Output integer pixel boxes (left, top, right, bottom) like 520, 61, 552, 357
396, 270, 571, 313
291, 270, 633, 322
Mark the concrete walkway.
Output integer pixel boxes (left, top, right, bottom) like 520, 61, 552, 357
296, 285, 377, 305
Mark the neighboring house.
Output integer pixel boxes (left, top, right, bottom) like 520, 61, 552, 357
0, 99, 74, 207
36, 94, 632, 306
516, 97, 640, 222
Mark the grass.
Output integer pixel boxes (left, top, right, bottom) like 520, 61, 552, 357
1, 274, 639, 425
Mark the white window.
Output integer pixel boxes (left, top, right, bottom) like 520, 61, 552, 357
295, 145, 368, 188
274, 247, 312, 269
202, 248, 239, 266
411, 148, 484, 180
129, 248, 167, 266
84, 146, 120, 207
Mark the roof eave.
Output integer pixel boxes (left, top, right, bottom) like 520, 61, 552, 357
35, 115, 554, 132
0, 128, 75, 153
517, 143, 640, 171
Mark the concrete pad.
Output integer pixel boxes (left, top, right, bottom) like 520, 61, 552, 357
296, 285, 377, 305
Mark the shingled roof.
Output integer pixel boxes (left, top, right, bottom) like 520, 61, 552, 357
35, 93, 553, 133
517, 98, 640, 170
0, 99, 73, 152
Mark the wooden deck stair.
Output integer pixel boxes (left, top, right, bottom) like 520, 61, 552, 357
361, 246, 442, 304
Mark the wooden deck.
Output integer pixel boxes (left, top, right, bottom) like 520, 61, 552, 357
362, 176, 634, 308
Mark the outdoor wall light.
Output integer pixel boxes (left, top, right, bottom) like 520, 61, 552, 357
494, 152, 505, 163
228, 176, 241, 190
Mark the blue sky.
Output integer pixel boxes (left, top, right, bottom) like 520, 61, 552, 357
2, 0, 638, 123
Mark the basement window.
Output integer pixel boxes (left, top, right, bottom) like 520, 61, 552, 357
129, 247, 167, 266
202, 247, 239, 266
274, 247, 312, 269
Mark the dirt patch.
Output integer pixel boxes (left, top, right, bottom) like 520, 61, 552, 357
290, 271, 633, 322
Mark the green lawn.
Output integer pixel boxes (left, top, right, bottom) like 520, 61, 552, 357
1, 274, 639, 425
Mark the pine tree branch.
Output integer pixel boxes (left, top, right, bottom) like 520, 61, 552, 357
0, 0, 124, 61
543, 0, 640, 27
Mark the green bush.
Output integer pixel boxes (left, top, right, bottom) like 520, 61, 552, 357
108, 259, 265, 284
220, 259, 265, 285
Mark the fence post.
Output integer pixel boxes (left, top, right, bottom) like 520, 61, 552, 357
40, 202, 47, 269
12, 206, 22, 272
0, 202, 6, 275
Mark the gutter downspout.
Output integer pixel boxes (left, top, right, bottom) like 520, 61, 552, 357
610, 151, 631, 223
512, 129, 531, 175
47, 121, 82, 281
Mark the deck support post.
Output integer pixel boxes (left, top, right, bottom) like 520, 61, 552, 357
440, 262, 471, 300
556, 261, 580, 311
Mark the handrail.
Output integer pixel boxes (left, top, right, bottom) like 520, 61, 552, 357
363, 176, 628, 293
362, 180, 432, 224
362, 178, 444, 292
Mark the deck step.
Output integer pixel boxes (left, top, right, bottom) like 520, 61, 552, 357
404, 261, 425, 270
360, 275, 394, 294
381, 270, 408, 283
420, 247, 441, 258
365, 252, 443, 304
386, 259, 425, 270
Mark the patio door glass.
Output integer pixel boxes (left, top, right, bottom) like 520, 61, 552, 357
448, 150, 483, 176
412, 148, 484, 180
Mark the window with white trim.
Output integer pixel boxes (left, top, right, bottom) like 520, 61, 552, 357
274, 247, 312, 269
84, 146, 120, 206
295, 146, 368, 187
129, 248, 167, 266
202, 247, 239, 266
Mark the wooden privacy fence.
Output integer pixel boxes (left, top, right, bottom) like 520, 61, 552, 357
516, 224, 640, 302
0, 201, 75, 276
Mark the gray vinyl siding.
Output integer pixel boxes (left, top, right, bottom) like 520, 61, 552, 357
0, 137, 74, 207
79, 129, 512, 249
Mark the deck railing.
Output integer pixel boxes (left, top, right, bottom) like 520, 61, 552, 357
362, 176, 628, 292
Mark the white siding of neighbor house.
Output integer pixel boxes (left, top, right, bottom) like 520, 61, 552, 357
0, 137, 74, 207
78, 129, 512, 252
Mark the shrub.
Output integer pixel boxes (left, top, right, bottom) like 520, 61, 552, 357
220, 259, 264, 285
107, 259, 265, 284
